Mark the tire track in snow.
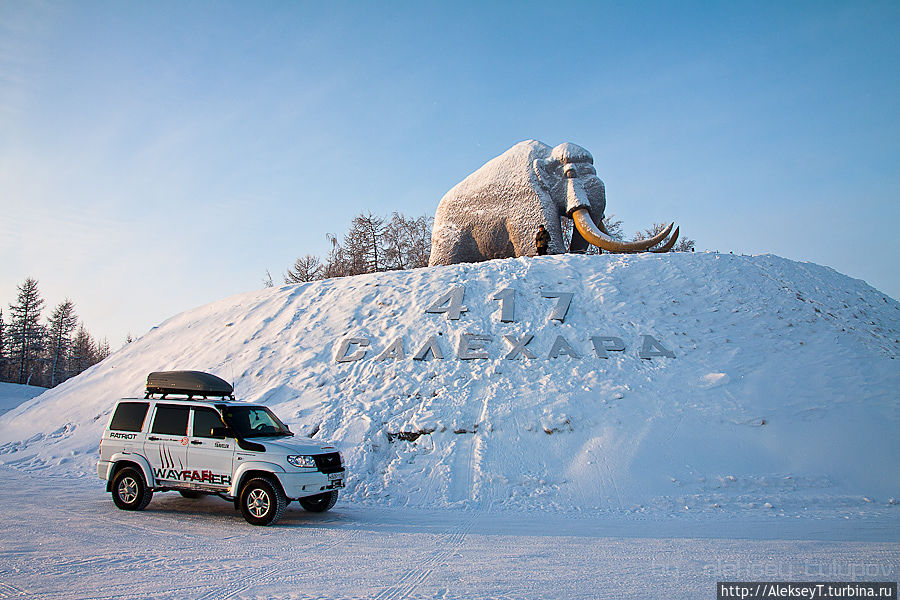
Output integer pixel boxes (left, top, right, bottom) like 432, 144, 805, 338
371, 515, 476, 600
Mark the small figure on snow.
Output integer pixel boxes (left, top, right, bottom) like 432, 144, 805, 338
535, 224, 551, 256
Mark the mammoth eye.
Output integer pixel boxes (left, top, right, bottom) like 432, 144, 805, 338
564, 166, 578, 178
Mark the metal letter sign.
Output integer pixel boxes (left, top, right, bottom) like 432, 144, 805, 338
375, 337, 405, 361
335, 338, 369, 362
548, 335, 580, 359
639, 335, 676, 359
458, 333, 492, 360
425, 286, 467, 320
492, 288, 516, 322
412, 336, 445, 361
540, 292, 573, 322
334, 288, 676, 363
590, 336, 625, 359
503, 334, 536, 360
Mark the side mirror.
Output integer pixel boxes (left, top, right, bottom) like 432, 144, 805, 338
211, 426, 235, 439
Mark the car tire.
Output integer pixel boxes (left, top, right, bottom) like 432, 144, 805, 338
239, 477, 286, 526
112, 467, 153, 511
178, 490, 204, 499
298, 490, 338, 513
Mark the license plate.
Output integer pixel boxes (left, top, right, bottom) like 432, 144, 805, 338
327, 472, 343, 481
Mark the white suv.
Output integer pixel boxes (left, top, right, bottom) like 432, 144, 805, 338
98, 371, 345, 526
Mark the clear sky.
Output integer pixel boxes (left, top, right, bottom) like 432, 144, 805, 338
2, 1, 898, 346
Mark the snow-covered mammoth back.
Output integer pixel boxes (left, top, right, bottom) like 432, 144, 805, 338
428, 140, 679, 266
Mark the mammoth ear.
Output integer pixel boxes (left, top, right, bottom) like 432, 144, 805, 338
532, 158, 557, 189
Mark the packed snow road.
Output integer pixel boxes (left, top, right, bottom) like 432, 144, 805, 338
0, 469, 896, 600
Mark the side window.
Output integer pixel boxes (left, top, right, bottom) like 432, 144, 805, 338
110, 402, 149, 432
150, 405, 190, 436
192, 407, 226, 439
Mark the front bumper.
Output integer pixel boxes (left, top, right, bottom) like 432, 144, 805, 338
279, 469, 346, 499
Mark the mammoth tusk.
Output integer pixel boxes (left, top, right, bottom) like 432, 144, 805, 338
651, 226, 679, 253
572, 209, 674, 253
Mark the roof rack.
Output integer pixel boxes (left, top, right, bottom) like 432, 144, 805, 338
145, 370, 235, 400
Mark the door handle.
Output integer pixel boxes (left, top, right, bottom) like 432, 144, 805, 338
190, 440, 202, 445
148, 436, 159, 441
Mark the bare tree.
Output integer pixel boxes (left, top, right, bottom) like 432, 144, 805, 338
263, 270, 274, 288
322, 233, 350, 279
343, 212, 387, 274
405, 214, 433, 268
284, 254, 322, 284
633, 222, 669, 242
382, 213, 433, 270
46, 299, 78, 387
634, 222, 695, 252
674, 237, 695, 252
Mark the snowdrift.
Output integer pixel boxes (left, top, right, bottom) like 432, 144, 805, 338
1, 253, 897, 515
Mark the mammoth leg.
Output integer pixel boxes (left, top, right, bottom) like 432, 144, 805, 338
568, 217, 591, 253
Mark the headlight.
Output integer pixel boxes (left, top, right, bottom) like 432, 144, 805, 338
286, 455, 316, 468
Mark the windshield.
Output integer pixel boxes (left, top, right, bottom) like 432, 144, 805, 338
221, 406, 293, 438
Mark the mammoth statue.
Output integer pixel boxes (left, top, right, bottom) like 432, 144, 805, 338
428, 140, 679, 266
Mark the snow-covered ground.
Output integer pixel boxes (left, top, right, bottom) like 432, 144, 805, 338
0, 382, 44, 417
0, 467, 896, 600
0, 252, 897, 598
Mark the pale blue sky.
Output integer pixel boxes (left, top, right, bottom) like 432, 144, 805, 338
2, 1, 898, 345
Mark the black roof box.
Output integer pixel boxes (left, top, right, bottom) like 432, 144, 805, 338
146, 371, 233, 398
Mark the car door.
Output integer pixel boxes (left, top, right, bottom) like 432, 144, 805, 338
187, 406, 235, 490
143, 404, 190, 485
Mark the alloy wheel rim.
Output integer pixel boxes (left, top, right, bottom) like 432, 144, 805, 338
118, 477, 138, 504
247, 489, 270, 518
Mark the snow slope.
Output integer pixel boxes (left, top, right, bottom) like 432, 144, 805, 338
0, 383, 45, 417
0, 252, 897, 516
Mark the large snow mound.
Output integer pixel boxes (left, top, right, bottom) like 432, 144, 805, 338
1, 253, 897, 515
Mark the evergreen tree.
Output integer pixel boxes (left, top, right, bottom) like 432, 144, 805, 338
69, 324, 96, 377
0, 308, 7, 382
96, 338, 111, 362
8, 277, 45, 385
46, 299, 78, 387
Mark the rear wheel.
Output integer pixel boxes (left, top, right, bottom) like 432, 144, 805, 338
298, 490, 338, 512
239, 477, 286, 526
111, 467, 152, 511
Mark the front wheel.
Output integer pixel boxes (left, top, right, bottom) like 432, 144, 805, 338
298, 490, 338, 512
111, 467, 152, 511
239, 477, 286, 526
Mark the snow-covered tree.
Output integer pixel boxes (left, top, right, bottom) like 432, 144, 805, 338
46, 299, 78, 387
8, 277, 46, 385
